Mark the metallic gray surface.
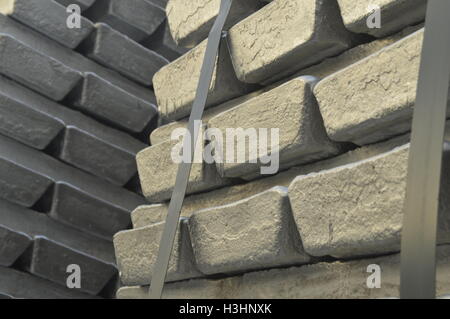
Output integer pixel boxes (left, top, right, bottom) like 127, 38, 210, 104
400, 0, 450, 299
148, 0, 233, 299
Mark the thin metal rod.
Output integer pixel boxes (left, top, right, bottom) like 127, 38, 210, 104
148, 0, 233, 299
400, 0, 450, 299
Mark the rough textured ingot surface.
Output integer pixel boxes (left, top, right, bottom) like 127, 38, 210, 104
166, 0, 261, 47
131, 205, 167, 228
134, 134, 409, 227
114, 219, 202, 285
153, 37, 256, 121
314, 29, 440, 146
288, 144, 450, 258
208, 77, 342, 179
337, 0, 426, 38
136, 139, 231, 203
116, 245, 450, 299
227, 0, 354, 84
189, 187, 310, 275
150, 91, 263, 145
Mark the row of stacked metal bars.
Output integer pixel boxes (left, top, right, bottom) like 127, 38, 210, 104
0, 0, 185, 298
150, 0, 450, 299
115, 0, 450, 300
0, 0, 449, 299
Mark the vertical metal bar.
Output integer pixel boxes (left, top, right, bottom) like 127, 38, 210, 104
400, 0, 450, 299
148, 0, 233, 299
